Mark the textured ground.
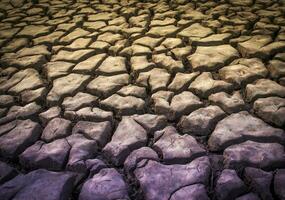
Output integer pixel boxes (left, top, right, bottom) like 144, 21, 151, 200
0, 0, 285, 199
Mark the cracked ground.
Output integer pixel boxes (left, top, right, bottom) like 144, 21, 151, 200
0, 0, 285, 199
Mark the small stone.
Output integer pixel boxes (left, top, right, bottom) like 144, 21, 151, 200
64, 107, 113, 123
0, 120, 19, 137
0, 68, 43, 94
150, 17, 176, 27
39, 106, 61, 126
97, 32, 123, 44
178, 23, 214, 41
0, 38, 29, 53
88, 12, 117, 21
259, 41, 285, 59
41, 118, 72, 142
159, 37, 183, 49
129, 14, 149, 27
73, 54, 107, 73
209, 91, 245, 114
89, 40, 110, 51
79, 168, 129, 200
47, 73, 90, 105
59, 28, 90, 43
44, 61, 74, 81
27, 7, 44, 15
84, 21, 106, 30
244, 167, 273, 200
136, 68, 171, 92
171, 46, 192, 59
131, 114, 167, 134
208, 111, 285, 151
189, 72, 233, 98
20, 87, 46, 104
19, 139, 71, 170
230, 36, 252, 47
66, 134, 97, 172
253, 97, 285, 127
178, 105, 226, 135
85, 159, 108, 177
268, 59, 285, 78
153, 126, 205, 163
130, 55, 155, 73
66, 38, 91, 49
33, 31, 65, 45
134, 156, 211, 200
151, 90, 173, 117
169, 91, 203, 120
117, 84, 147, 98
0, 119, 42, 159
0, 28, 20, 39
245, 79, 285, 102
219, 58, 268, 87
152, 53, 184, 73
96, 56, 127, 75
87, 74, 129, 97
1, 54, 47, 69
0, 67, 18, 78
2, 102, 41, 124
56, 23, 76, 32
237, 35, 272, 57
168, 72, 200, 92
72, 121, 112, 147
101, 94, 145, 115
51, 49, 94, 62
196, 33, 231, 46
120, 44, 152, 56
215, 169, 247, 200
16, 45, 50, 58
0, 95, 14, 107
17, 25, 52, 38
124, 147, 159, 174
188, 45, 239, 71
148, 25, 179, 37
103, 117, 147, 166
62, 92, 98, 111
223, 141, 285, 170
0, 169, 75, 200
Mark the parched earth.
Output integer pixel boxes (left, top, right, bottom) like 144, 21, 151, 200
0, 0, 285, 199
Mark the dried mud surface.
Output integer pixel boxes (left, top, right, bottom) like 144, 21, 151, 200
0, 0, 285, 200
